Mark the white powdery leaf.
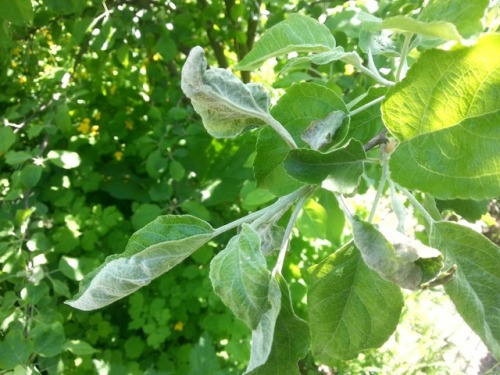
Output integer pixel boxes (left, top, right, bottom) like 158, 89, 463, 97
181, 46, 270, 138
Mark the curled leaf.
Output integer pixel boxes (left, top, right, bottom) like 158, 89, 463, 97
181, 46, 270, 138
352, 220, 443, 290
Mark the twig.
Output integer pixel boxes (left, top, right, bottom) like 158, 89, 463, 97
363, 129, 388, 151
272, 193, 310, 276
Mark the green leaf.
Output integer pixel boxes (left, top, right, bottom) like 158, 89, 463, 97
131, 203, 162, 231
54, 104, 72, 133
0, 126, 16, 154
20, 164, 43, 189
181, 46, 270, 138
347, 87, 387, 144
317, 189, 345, 246
237, 14, 336, 71
254, 83, 346, 196
384, 34, 500, 199
284, 140, 365, 195
430, 222, 500, 358
0, 329, 33, 370
352, 220, 443, 290
0, 0, 33, 25
209, 224, 271, 329
308, 243, 403, 362
247, 276, 310, 375
381, 16, 461, 41
32, 322, 66, 357
66, 215, 215, 311
245, 277, 281, 373
4, 151, 32, 166
189, 333, 223, 375
418, 0, 489, 38
63, 340, 99, 356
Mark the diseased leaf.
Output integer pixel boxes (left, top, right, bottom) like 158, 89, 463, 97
245, 277, 281, 373
66, 215, 215, 311
209, 224, 271, 329
308, 243, 403, 362
301, 110, 347, 150
254, 82, 346, 196
352, 220, 443, 290
284, 140, 365, 195
382, 16, 461, 41
247, 275, 310, 375
280, 48, 348, 74
418, 0, 489, 38
237, 14, 336, 71
181, 46, 270, 138
384, 34, 500, 199
430, 222, 500, 358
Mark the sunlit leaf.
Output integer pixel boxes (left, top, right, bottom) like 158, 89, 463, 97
237, 14, 336, 71
47, 150, 81, 169
384, 34, 500, 199
418, 0, 489, 38
382, 16, 461, 41
66, 215, 215, 310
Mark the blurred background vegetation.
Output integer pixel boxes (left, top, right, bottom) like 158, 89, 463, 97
0, 0, 498, 374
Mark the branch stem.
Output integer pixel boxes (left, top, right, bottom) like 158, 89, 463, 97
213, 187, 307, 237
398, 186, 435, 225
349, 96, 385, 117
396, 33, 413, 82
368, 147, 389, 223
272, 193, 310, 276
266, 116, 298, 149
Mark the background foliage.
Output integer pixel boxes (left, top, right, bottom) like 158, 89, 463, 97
0, 0, 498, 374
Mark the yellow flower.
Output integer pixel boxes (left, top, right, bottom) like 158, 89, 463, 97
11, 61, 17, 68
152, 52, 162, 61
174, 321, 184, 331
344, 64, 355, 76
125, 120, 134, 130
91, 125, 99, 135
113, 151, 124, 161
93, 111, 101, 120
77, 120, 90, 134
18, 76, 27, 84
